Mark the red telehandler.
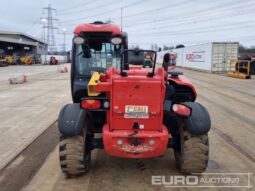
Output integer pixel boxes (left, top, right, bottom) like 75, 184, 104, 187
58, 21, 211, 176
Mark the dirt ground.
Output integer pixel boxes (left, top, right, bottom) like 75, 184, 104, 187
1, 67, 254, 191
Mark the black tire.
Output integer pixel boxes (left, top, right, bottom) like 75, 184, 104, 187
174, 128, 209, 174
59, 135, 91, 177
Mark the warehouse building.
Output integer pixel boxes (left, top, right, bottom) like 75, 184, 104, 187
0, 31, 47, 58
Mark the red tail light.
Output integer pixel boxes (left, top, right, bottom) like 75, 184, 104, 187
81, 99, 101, 109
172, 104, 191, 116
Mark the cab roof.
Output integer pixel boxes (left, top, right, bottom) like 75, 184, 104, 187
73, 22, 121, 36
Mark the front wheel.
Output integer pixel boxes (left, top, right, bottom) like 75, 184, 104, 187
174, 128, 209, 173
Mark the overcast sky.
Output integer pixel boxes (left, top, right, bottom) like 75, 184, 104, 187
0, 0, 255, 50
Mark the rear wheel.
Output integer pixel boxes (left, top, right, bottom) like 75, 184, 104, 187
59, 135, 91, 176
174, 128, 209, 173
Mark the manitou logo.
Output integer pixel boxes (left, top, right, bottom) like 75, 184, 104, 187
186, 52, 205, 62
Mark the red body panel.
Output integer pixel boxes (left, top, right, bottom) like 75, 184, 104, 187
95, 67, 169, 158
103, 124, 169, 158
111, 76, 163, 131
74, 23, 121, 35
168, 75, 197, 99
97, 68, 166, 130
168, 65, 176, 71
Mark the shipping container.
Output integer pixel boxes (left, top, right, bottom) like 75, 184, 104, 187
157, 42, 239, 73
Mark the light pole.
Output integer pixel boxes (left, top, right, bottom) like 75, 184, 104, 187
41, 18, 47, 64
41, 18, 47, 43
62, 28, 66, 54
121, 7, 123, 31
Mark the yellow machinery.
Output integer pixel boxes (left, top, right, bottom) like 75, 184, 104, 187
0, 49, 8, 67
227, 59, 251, 79
20, 56, 33, 65
6, 55, 15, 65
87, 72, 101, 96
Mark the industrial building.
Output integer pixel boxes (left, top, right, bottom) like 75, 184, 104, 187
0, 31, 47, 60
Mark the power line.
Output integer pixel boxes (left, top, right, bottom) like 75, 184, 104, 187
58, 0, 96, 12
109, 0, 203, 19
110, 0, 196, 21
126, 7, 255, 33
61, 0, 149, 24
58, 0, 119, 15
129, 35, 255, 46
124, 0, 255, 28
24, 15, 42, 34
126, 5, 255, 36
129, 22, 255, 37
133, 20, 253, 35
40, 0, 255, 49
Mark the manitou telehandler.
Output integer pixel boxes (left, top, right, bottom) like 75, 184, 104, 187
58, 21, 211, 176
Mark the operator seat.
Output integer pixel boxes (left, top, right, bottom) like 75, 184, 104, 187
127, 50, 144, 66
163, 53, 170, 71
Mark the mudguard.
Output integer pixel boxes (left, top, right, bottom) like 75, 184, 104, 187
58, 103, 86, 136
183, 102, 211, 135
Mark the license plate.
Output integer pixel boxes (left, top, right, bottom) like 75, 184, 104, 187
124, 113, 149, 119
125, 105, 148, 114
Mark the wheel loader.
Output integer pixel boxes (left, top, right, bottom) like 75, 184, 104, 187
58, 21, 211, 176
6, 55, 15, 65
20, 55, 33, 65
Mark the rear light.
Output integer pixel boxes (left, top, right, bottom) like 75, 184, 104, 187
81, 99, 101, 109
172, 104, 191, 116
80, 98, 110, 110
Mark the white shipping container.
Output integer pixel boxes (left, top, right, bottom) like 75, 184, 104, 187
41, 55, 68, 64
156, 42, 239, 73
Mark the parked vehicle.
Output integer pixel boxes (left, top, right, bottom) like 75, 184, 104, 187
50, 56, 58, 65
57, 21, 211, 177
